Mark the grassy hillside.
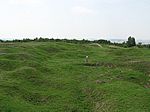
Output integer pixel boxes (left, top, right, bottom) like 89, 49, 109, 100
0, 42, 150, 112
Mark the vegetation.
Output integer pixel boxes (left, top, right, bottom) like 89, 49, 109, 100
1, 37, 150, 48
0, 41, 150, 112
127, 36, 136, 47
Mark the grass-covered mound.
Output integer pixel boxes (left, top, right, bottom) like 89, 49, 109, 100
0, 42, 150, 112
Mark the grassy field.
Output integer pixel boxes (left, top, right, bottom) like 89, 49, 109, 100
0, 42, 150, 112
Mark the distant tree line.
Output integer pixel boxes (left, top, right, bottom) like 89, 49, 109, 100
0, 37, 150, 48
0, 37, 112, 44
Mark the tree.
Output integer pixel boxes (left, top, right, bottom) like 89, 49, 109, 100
137, 42, 142, 48
127, 36, 136, 47
0, 39, 3, 42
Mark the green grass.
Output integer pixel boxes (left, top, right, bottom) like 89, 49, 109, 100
0, 42, 150, 112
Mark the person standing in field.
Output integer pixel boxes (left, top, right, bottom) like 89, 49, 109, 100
85, 56, 89, 63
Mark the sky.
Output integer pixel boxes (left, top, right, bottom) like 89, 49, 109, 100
0, 0, 150, 40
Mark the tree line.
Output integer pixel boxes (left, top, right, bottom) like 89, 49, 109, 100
0, 37, 150, 48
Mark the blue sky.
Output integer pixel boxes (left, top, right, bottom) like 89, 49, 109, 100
0, 0, 150, 40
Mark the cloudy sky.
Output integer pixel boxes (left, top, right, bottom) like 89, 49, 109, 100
0, 0, 150, 40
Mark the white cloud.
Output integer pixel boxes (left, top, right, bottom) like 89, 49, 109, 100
72, 6, 94, 15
